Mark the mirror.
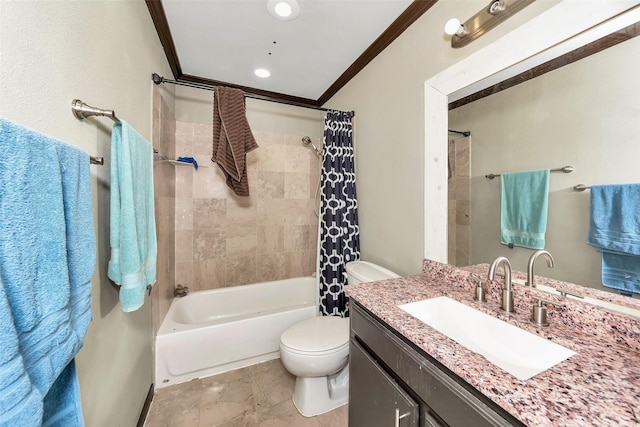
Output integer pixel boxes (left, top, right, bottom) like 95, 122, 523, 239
424, 2, 640, 299
448, 21, 640, 296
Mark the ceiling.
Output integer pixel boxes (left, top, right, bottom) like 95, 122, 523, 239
146, 0, 436, 108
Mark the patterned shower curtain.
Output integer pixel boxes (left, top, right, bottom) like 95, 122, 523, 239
318, 110, 360, 317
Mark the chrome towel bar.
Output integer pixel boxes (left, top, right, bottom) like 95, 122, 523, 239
485, 165, 574, 180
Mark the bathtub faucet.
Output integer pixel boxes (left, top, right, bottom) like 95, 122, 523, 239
174, 284, 189, 297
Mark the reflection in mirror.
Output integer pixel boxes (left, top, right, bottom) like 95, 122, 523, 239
448, 24, 640, 299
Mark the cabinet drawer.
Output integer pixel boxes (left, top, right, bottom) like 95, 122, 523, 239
351, 303, 521, 427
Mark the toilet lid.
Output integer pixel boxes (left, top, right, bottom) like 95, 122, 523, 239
281, 316, 349, 352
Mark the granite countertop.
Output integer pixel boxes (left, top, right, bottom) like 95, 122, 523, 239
345, 260, 640, 426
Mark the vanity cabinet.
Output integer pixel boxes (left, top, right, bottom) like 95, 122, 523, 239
349, 302, 524, 427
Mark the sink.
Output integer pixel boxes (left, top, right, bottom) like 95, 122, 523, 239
399, 296, 575, 381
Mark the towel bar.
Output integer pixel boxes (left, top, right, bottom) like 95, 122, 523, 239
71, 99, 120, 123
573, 184, 591, 192
486, 165, 574, 180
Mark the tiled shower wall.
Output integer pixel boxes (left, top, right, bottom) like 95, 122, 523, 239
173, 121, 320, 292
448, 137, 470, 266
152, 86, 176, 336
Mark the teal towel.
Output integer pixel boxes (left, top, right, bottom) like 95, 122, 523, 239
108, 121, 157, 312
0, 117, 95, 426
500, 169, 550, 250
588, 184, 640, 294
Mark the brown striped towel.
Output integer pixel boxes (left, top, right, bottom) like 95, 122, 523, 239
212, 86, 259, 196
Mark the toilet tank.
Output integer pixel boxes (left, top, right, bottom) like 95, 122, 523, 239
345, 261, 400, 285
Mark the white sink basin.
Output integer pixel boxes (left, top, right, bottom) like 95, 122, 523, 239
399, 296, 575, 381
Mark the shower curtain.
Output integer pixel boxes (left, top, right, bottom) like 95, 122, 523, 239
318, 110, 360, 317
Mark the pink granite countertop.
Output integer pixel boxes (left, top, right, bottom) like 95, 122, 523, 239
345, 260, 640, 426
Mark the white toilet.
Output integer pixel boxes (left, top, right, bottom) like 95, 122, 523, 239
279, 260, 400, 417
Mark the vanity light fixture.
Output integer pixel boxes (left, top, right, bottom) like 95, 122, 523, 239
445, 0, 535, 48
267, 0, 300, 21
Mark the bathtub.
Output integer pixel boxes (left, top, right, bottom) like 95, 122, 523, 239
155, 276, 317, 388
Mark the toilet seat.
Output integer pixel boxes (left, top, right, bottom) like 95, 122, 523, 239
280, 316, 349, 354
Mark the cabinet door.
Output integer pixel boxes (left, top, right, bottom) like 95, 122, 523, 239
349, 339, 419, 427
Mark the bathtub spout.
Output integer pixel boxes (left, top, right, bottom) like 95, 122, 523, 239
174, 284, 189, 297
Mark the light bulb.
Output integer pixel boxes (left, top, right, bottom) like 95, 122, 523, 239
445, 18, 465, 36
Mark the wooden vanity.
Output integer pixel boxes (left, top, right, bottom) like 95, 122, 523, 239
345, 260, 640, 426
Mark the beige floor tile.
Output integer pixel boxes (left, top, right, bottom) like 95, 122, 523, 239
145, 360, 347, 427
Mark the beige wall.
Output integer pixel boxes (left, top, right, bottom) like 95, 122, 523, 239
0, 1, 172, 425
324, 0, 558, 276
449, 34, 640, 291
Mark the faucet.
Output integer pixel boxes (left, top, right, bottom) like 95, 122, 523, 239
526, 250, 555, 287
488, 256, 515, 313
174, 284, 189, 297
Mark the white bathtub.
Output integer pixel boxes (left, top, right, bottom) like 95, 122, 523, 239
155, 276, 317, 388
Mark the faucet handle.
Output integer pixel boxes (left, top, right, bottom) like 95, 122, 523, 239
530, 296, 564, 327
469, 274, 487, 302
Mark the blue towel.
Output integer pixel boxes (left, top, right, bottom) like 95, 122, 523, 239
108, 121, 157, 312
500, 169, 550, 249
588, 184, 640, 294
0, 117, 95, 426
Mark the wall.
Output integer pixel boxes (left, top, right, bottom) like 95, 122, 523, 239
323, 0, 559, 276
447, 137, 470, 266
168, 86, 324, 292
152, 86, 177, 336
449, 34, 640, 291
0, 1, 172, 425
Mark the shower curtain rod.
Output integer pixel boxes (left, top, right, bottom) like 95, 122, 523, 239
151, 73, 335, 113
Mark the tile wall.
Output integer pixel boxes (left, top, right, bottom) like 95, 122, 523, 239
173, 122, 321, 293
448, 137, 470, 266
152, 86, 177, 336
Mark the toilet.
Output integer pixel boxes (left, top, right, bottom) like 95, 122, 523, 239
279, 260, 400, 417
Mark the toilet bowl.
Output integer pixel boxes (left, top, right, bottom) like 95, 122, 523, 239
279, 260, 400, 417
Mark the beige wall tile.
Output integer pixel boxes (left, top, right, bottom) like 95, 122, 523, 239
257, 253, 286, 282
255, 144, 286, 172
175, 261, 193, 289
226, 195, 257, 226
284, 199, 312, 225
284, 145, 310, 173
257, 226, 284, 254
193, 228, 227, 260
193, 258, 227, 290
226, 255, 257, 287
284, 225, 310, 252
192, 166, 230, 199
257, 199, 287, 226
175, 230, 193, 263
193, 198, 226, 230
227, 225, 258, 256
284, 172, 310, 199
175, 167, 193, 198
253, 171, 285, 199
175, 197, 193, 231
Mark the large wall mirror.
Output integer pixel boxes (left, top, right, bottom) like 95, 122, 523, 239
449, 21, 640, 294
424, 2, 640, 298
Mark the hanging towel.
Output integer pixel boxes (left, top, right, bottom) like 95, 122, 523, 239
108, 121, 157, 312
212, 86, 259, 196
0, 117, 95, 426
500, 169, 550, 249
588, 184, 640, 294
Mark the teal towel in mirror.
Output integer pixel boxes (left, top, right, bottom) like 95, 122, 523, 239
500, 169, 550, 250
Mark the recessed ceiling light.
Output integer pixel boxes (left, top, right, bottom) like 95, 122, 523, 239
267, 0, 299, 21
254, 68, 271, 78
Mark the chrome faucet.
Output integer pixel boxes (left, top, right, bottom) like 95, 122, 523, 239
488, 256, 515, 313
526, 250, 555, 287
174, 284, 189, 297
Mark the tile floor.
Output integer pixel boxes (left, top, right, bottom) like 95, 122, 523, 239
144, 359, 349, 427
